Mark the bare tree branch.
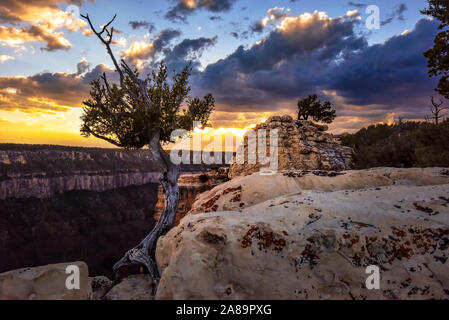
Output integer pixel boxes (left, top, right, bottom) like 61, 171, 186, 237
80, 13, 124, 85
430, 96, 447, 124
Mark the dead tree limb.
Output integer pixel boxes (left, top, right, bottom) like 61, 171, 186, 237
430, 96, 447, 125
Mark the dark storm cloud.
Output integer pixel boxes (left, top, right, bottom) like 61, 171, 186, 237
165, 0, 237, 22
0, 61, 117, 113
153, 28, 182, 51
328, 18, 438, 114
192, 15, 439, 121
195, 13, 366, 106
163, 36, 218, 71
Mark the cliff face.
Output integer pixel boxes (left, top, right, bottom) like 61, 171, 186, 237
0, 171, 161, 200
0, 144, 228, 276
0, 145, 161, 199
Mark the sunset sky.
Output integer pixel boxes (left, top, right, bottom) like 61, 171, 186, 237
0, 0, 440, 148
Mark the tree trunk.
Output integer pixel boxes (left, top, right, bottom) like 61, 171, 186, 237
113, 132, 179, 287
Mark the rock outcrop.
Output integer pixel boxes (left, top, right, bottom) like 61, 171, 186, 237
189, 167, 449, 214
0, 171, 161, 200
0, 146, 161, 200
155, 168, 449, 300
104, 275, 155, 300
229, 115, 353, 178
0, 262, 90, 300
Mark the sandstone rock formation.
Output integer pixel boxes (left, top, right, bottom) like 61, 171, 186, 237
229, 115, 353, 178
189, 167, 449, 214
0, 262, 90, 300
0, 171, 161, 200
155, 168, 449, 300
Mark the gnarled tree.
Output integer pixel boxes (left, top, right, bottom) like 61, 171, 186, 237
80, 14, 214, 284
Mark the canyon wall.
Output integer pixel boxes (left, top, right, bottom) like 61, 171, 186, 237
0, 144, 227, 276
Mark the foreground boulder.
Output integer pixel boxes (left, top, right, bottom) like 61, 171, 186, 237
0, 262, 90, 300
156, 168, 449, 299
229, 115, 353, 178
104, 275, 154, 300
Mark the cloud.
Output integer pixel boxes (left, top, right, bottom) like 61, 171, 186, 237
0, 0, 87, 24
196, 11, 365, 104
381, 3, 407, 26
153, 28, 182, 51
328, 18, 437, 113
163, 36, 218, 71
165, 0, 237, 22
121, 28, 181, 67
0, 0, 91, 51
250, 7, 291, 34
76, 58, 90, 75
0, 61, 115, 114
347, 1, 365, 9
192, 12, 440, 128
129, 20, 155, 33
122, 41, 155, 67
209, 15, 222, 21
0, 25, 72, 51
0, 54, 14, 62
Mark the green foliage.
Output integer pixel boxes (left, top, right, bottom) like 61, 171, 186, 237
297, 94, 336, 124
341, 120, 449, 169
81, 62, 215, 149
421, 0, 449, 98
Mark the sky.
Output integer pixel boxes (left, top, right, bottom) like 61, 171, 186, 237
0, 0, 442, 148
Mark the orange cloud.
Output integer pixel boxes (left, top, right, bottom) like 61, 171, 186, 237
0, 0, 91, 51
0, 54, 14, 62
0, 25, 71, 51
122, 41, 155, 67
